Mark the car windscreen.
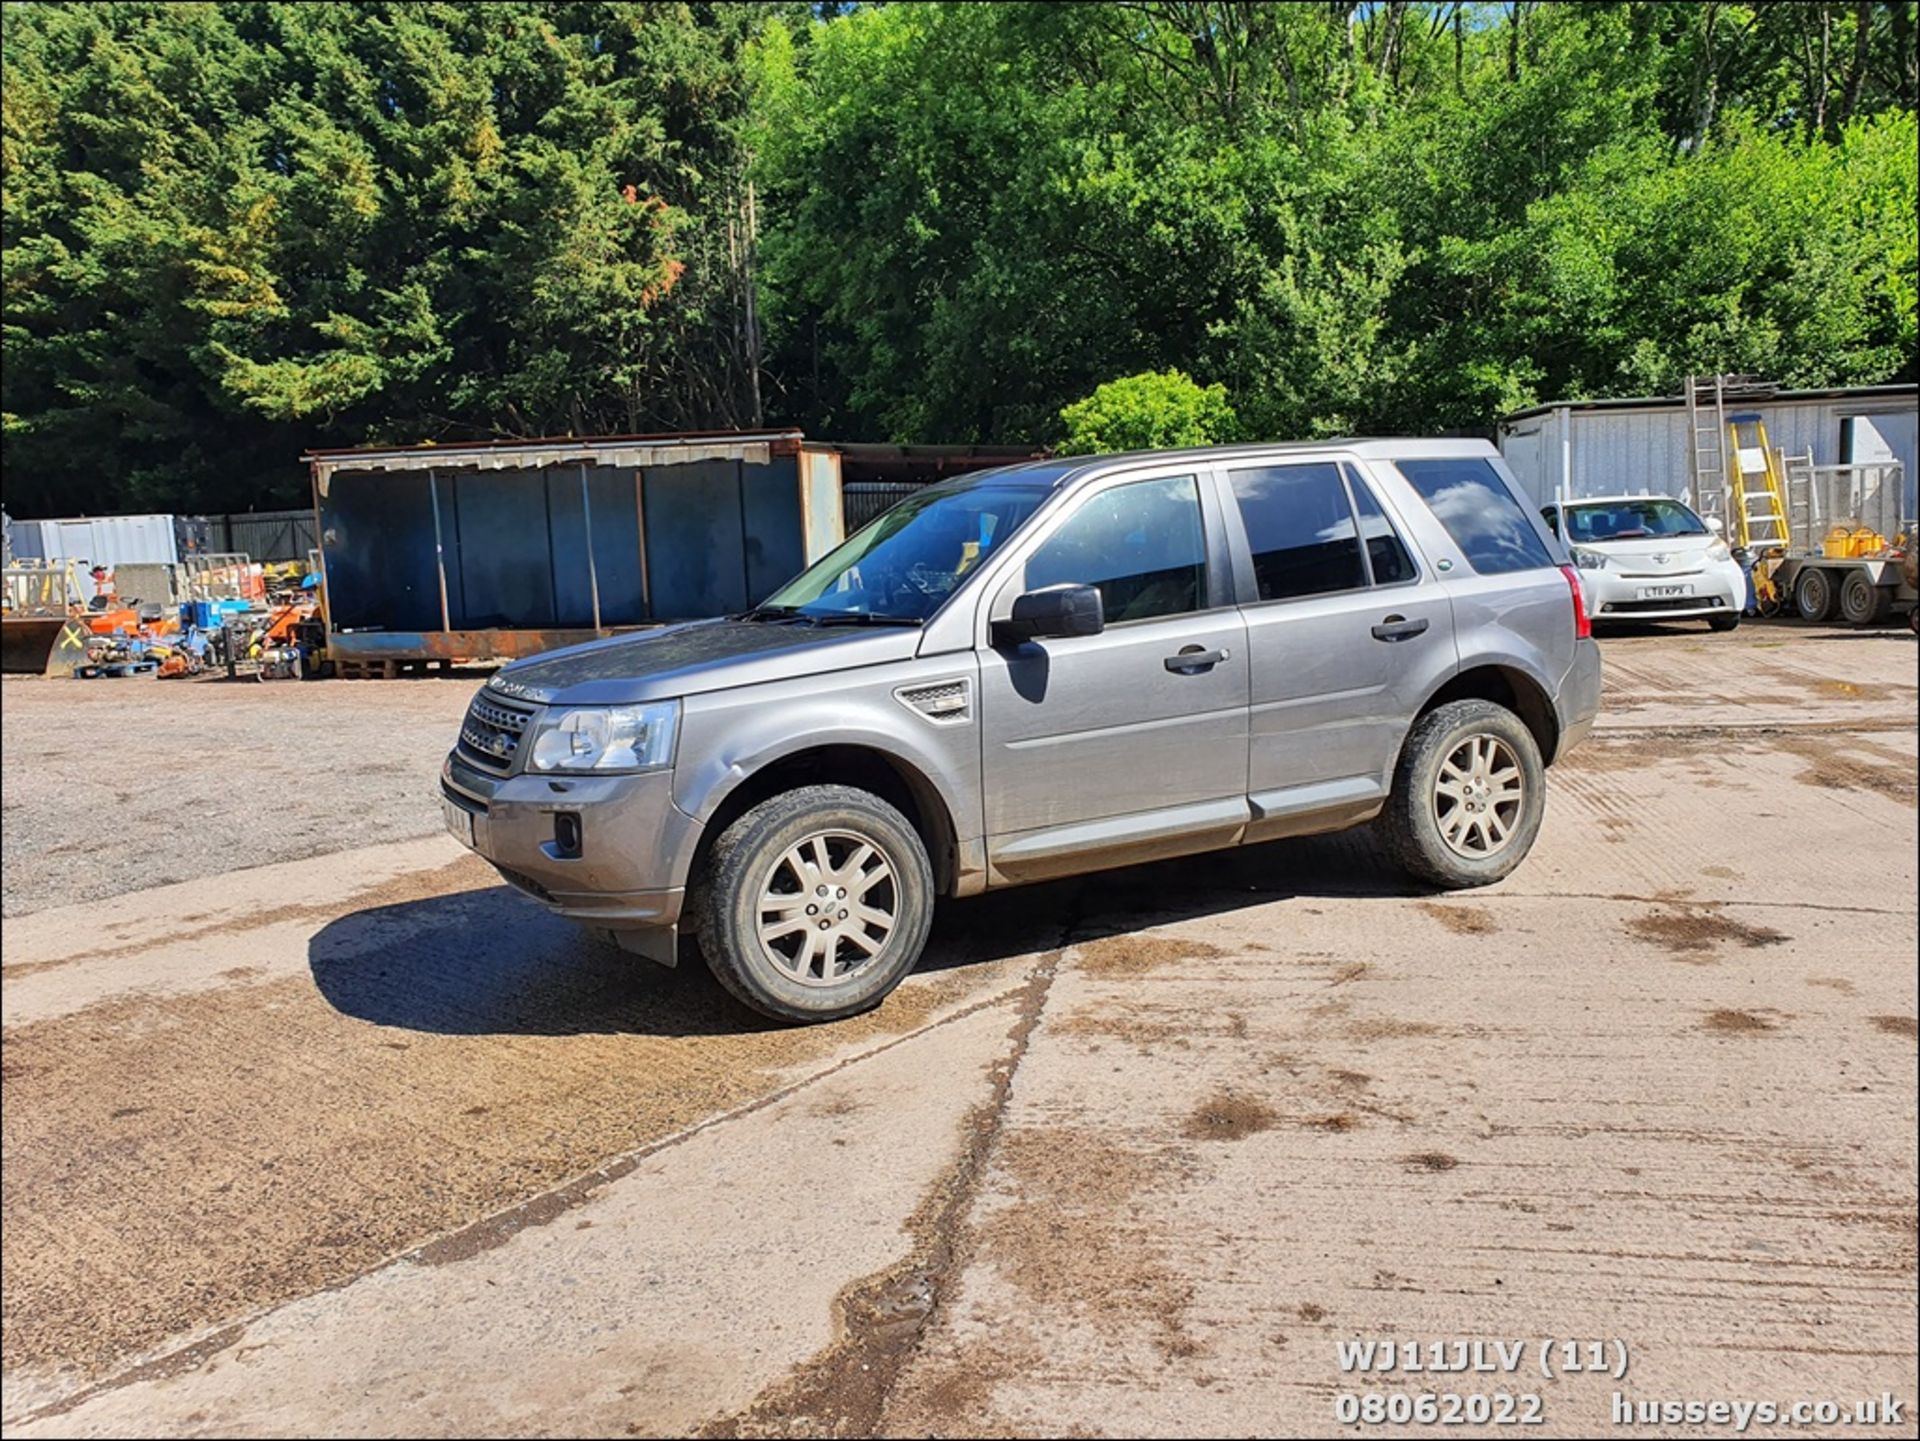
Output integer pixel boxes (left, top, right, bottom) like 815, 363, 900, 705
1564, 499, 1708, 543
760, 480, 1053, 621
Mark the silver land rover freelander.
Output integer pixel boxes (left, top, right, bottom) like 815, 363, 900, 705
442, 440, 1602, 1022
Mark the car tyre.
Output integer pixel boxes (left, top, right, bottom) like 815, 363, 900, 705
1838, 570, 1891, 627
1382, 699, 1546, 889
696, 784, 934, 1024
1794, 566, 1839, 623
1707, 612, 1740, 632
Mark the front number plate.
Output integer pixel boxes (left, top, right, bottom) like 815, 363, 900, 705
1638, 584, 1693, 600
442, 795, 476, 850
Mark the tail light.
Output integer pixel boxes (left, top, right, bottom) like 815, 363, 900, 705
1559, 564, 1592, 640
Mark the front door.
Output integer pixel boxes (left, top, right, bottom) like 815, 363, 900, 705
977, 473, 1250, 883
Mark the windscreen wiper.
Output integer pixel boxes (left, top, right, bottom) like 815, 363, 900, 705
737, 604, 805, 622
806, 613, 924, 627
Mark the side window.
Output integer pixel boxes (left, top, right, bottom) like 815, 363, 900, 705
1025, 476, 1206, 625
1227, 462, 1366, 601
1345, 467, 1418, 585
1396, 458, 1555, 575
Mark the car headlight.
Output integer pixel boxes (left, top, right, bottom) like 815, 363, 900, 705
1571, 546, 1609, 571
1706, 539, 1732, 563
527, 701, 679, 773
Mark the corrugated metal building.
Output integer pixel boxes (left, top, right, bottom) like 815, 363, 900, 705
1497, 383, 1918, 514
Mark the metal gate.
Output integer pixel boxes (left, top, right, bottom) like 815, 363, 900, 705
841, 481, 925, 531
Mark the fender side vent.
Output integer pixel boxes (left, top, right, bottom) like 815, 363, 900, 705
895, 678, 972, 725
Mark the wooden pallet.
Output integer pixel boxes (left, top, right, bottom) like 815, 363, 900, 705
332, 657, 457, 680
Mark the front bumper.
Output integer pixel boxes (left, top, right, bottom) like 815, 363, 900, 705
1580, 558, 1745, 620
441, 751, 699, 931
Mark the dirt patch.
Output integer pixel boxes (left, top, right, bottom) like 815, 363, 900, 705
1402, 1151, 1460, 1173
0, 942, 999, 1379
883, 1336, 1044, 1438
1415, 902, 1498, 935
1054, 1005, 1246, 1050
1774, 735, 1918, 808
1868, 1015, 1918, 1041
1807, 977, 1857, 994
1343, 1018, 1446, 1041
1702, 1009, 1778, 1035
1182, 1092, 1278, 1142
1558, 732, 1724, 773
1308, 1112, 1360, 1132
1075, 933, 1223, 979
1766, 670, 1916, 705
1624, 906, 1788, 959
973, 1126, 1195, 1359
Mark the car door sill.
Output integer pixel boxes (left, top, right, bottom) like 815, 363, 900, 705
987, 796, 1251, 885
1244, 775, 1387, 844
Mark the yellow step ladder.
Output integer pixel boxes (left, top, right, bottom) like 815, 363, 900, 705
1725, 413, 1790, 552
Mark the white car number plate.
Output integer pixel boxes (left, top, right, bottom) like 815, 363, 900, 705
1638, 584, 1692, 600
442, 795, 476, 850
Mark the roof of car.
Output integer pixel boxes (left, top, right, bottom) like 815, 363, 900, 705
980, 436, 1501, 489
1548, 494, 1697, 508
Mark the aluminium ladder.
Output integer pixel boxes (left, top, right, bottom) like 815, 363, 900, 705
1684, 374, 1731, 526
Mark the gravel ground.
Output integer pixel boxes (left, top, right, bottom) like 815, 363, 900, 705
0, 672, 478, 917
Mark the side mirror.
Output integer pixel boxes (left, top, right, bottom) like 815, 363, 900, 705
1704, 514, 1725, 535
993, 583, 1104, 645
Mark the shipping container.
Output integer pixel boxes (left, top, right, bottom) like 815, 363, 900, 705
307, 431, 1035, 668
5, 513, 180, 569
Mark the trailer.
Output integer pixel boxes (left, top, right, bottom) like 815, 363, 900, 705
1762, 456, 1916, 629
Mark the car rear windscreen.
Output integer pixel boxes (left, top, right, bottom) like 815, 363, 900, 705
1396, 458, 1555, 575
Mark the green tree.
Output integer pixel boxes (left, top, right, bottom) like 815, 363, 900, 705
3, 2, 1915, 517
1059, 370, 1239, 454
2, 1, 789, 515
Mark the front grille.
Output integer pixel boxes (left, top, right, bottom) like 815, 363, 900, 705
1600, 595, 1726, 614
458, 691, 538, 773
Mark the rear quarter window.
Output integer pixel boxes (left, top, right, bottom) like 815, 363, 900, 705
1396, 458, 1555, 575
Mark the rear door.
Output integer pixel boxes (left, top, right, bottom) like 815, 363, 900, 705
1218, 459, 1458, 837
977, 470, 1250, 883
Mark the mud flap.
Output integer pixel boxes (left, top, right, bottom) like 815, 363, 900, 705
608, 924, 679, 968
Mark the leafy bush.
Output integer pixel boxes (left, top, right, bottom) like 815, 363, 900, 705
1058, 371, 1239, 455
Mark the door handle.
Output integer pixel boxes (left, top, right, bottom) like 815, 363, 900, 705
1165, 645, 1229, 674
1370, 615, 1430, 642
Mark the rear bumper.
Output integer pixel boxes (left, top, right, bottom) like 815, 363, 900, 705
1552, 638, 1603, 762
440, 752, 698, 932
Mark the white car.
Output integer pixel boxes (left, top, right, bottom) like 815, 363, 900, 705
1540, 496, 1745, 632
